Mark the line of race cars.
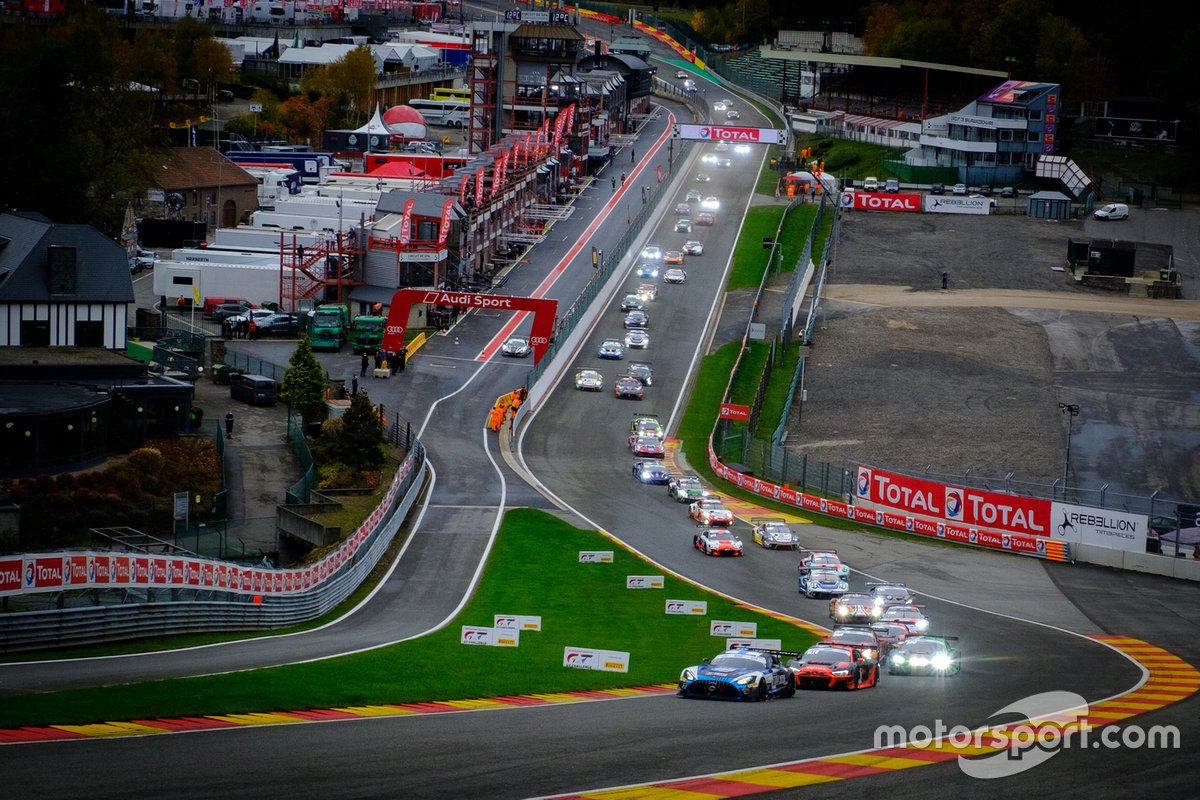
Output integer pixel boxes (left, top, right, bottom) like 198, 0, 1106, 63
679, 579, 962, 700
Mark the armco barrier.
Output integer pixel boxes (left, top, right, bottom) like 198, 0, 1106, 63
0, 445, 428, 652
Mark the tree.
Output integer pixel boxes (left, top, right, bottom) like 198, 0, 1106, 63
280, 337, 328, 426
335, 393, 386, 474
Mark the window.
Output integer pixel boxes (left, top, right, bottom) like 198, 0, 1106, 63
1000, 130, 1014, 141
21, 319, 50, 347
1027, 131, 1041, 143
1028, 110, 1042, 121
75, 320, 104, 348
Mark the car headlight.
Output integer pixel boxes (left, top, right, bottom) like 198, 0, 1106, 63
892, 654, 905, 665
832, 670, 850, 677
734, 674, 757, 686
915, 619, 929, 630
932, 653, 952, 670
870, 608, 883, 619
837, 607, 849, 617
681, 668, 696, 681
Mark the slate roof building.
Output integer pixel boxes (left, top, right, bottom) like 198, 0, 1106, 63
0, 212, 135, 349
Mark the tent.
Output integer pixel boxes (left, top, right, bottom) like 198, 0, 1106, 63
382, 105, 428, 141
783, 171, 837, 193
368, 162, 429, 179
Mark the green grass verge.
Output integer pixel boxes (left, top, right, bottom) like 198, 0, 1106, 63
754, 340, 802, 444
727, 206, 784, 290
728, 341, 768, 406
0, 509, 819, 728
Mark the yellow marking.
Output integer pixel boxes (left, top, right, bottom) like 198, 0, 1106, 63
52, 721, 169, 738
440, 698, 513, 710
718, 768, 840, 788
908, 740, 1006, 756
205, 712, 303, 726
824, 753, 935, 770
332, 705, 418, 717
1091, 700, 1171, 710
577, 787, 723, 800
526, 692, 584, 703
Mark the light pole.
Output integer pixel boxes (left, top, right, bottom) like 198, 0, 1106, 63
1059, 402, 1080, 499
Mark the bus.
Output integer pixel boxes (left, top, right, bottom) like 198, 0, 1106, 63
430, 87, 471, 102
408, 99, 469, 128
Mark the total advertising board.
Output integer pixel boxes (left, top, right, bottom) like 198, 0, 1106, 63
0, 451, 417, 599
704, 441, 1070, 561
675, 124, 786, 144
841, 192, 921, 213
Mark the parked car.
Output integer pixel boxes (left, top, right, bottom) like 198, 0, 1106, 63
884, 178, 900, 193
256, 312, 300, 337
1094, 203, 1129, 220
978, 184, 994, 197
1000, 186, 1018, 198
952, 183, 968, 195
862, 177, 880, 191
930, 183, 945, 195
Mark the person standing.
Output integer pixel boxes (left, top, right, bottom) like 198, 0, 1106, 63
247, 318, 257, 340
620, 172, 626, 186
630, 147, 635, 163
941, 271, 950, 290
374, 348, 383, 371
611, 176, 616, 191
398, 344, 407, 373
351, 374, 359, 396
177, 295, 186, 314
360, 352, 369, 377
224, 411, 234, 439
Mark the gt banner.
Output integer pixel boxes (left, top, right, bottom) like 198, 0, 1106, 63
563, 647, 630, 673
578, 551, 614, 563
841, 192, 920, 212
665, 599, 708, 615
710, 620, 757, 637
924, 195, 993, 215
461, 626, 520, 647
494, 614, 542, 631
728, 638, 782, 650
1050, 502, 1147, 553
626, 575, 665, 589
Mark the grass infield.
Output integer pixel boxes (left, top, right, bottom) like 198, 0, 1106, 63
0, 509, 819, 728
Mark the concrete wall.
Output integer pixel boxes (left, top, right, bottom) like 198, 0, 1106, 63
1075, 543, 1200, 581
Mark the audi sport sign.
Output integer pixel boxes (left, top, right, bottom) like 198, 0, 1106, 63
841, 191, 921, 212
676, 124, 786, 144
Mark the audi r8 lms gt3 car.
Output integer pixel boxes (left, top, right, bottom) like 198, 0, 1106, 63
797, 549, 849, 579
574, 369, 604, 391
701, 153, 719, 165
630, 434, 664, 458
632, 459, 672, 484
734, 143, 751, 155
624, 329, 650, 349
751, 517, 800, 550
640, 244, 663, 261
829, 626, 881, 663
869, 583, 914, 610
714, 141, 730, 152
696, 212, 716, 226
664, 250, 684, 265
598, 340, 624, 359
685, 189, 702, 202
675, 69, 688, 79
674, 218, 693, 233
869, 622, 911, 659
701, 196, 720, 211
725, 109, 741, 120
690, 497, 734, 526
635, 263, 659, 280
799, 569, 849, 599
669, 474, 704, 503
695, 172, 711, 183
614, 375, 645, 400
829, 593, 882, 624
663, 268, 687, 284
683, 240, 704, 256
636, 283, 658, 302
886, 636, 961, 676
626, 362, 653, 386
693, 527, 743, 557
679, 649, 794, 701
500, 337, 530, 357
620, 294, 644, 312
716, 157, 733, 168
712, 101, 728, 112
787, 643, 879, 690
630, 414, 664, 439
880, 604, 930, 632
674, 202, 692, 216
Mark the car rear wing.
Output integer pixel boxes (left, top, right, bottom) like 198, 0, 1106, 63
750, 516, 787, 525
866, 582, 907, 588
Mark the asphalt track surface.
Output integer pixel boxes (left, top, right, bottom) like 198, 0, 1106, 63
4, 41, 1200, 800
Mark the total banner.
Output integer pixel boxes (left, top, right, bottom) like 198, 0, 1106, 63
842, 192, 921, 212
1050, 502, 1147, 552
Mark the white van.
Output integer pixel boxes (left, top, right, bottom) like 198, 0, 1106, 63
862, 176, 879, 191
1094, 203, 1129, 220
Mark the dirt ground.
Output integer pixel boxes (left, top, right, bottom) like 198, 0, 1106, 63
784, 207, 1200, 505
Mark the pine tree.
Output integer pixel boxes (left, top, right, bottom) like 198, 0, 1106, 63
280, 337, 328, 426
336, 393, 386, 473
